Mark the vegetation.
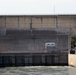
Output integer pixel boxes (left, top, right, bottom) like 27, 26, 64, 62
71, 35, 76, 48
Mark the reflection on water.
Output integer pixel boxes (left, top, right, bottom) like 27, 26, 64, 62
0, 66, 75, 75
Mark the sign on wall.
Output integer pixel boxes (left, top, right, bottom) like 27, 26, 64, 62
45, 42, 55, 48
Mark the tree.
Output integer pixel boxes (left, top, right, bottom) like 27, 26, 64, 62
71, 35, 76, 48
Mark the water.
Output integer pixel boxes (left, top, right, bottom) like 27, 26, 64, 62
0, 66, 75, 75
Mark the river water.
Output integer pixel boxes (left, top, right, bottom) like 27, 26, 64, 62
0, 66, 76, 75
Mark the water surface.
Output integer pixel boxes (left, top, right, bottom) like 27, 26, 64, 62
0, 66, 75, 75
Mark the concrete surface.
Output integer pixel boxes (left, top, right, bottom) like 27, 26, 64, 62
68, 54, 76, 67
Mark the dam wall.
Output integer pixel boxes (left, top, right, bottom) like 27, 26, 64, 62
0, 15, 73, 66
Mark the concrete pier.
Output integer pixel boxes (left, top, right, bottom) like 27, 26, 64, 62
68, 54, 76, 67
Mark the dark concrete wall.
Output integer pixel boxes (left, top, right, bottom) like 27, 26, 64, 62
0, 30, 68, 53
0, 53, 68, 67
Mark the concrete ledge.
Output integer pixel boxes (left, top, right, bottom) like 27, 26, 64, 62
68, 54, 76, 67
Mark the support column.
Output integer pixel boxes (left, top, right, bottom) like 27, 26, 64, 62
42, 55, 45, 65
18, 16, 20, 30
30, 17, 32, 30
56, 15, 58, 51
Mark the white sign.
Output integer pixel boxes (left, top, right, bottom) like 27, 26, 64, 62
45, 42, 55, 47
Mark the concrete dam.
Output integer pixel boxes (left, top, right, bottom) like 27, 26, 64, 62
0, 15, 75, 67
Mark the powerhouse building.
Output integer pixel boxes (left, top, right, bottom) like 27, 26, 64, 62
0, 15, 75, 66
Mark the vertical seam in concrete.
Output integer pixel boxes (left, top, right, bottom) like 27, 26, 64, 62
5, 16, 6, 28
41, 17, 43, 29
30, 17, 32, 30
18, 16, 20, 30
56, 15, 58, 51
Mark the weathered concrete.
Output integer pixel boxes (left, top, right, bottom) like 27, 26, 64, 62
0, 15, 72, 66
0, 15, 76, 34
0, 30, 68, 53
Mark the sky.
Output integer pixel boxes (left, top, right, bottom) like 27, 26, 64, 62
0, 0, 76, 15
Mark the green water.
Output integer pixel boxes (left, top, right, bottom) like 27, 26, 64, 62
0, 66, 75, 75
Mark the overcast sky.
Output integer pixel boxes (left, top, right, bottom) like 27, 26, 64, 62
0, 0, 76, 15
